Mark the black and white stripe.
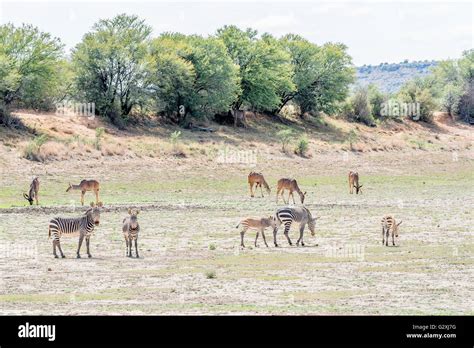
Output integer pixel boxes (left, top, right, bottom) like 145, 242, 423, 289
48, 205, 100, 258
274, 206, 318, 247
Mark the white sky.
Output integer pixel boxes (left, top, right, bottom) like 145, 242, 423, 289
0, 0, 472, 65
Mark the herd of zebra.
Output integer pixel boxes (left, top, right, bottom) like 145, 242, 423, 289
22, 170, 401, 259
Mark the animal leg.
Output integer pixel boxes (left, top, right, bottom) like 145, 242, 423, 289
273, 226, 279, 247
86, 236, 92, 258
53, 240, 58, 258
382, 227, 385, 245
261, 228, 269, 247
76, 234, 84, 258
297, 223, 306, 246
392, 232, 395, 246
81, 191, 85, 206
135, 238, 139, 258
259, 183, 264, 198
57, 240, 65, 258
385, 229, 389, 247
125, 238, 129, 257
284, 222, 293, 246
240, 229, 246, 248
249, 183, 254, 197
254, 231, 260, 247
95, 190, 99, 204
276, 188, 280, 203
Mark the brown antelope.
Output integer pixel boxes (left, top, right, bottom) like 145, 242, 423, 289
348, 171, 363, 194
23, 177, 39, 205
236, 216, 277, 248
381, 215, 402, 246
276, 178, 306, 204
66, 180, 100, 206
248, 172, 271, 198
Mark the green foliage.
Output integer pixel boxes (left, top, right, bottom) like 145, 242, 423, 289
209, 243, 216, 251
23, 134, 48, 161
276, 128, 293, 152
351, 86, 375, 126
0, 23, 64, 115
294, 136, 309, 157
398, 79, 436, 122
367, 84, 386, 119
280, 35, 355, 115
72, 14, 152, 126
94, 127, 105, 150
347, 129, 358, 151
205, 270, 216, 279
217, 26, 294, 113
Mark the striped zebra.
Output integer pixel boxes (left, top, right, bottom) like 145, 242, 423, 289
381, 215, 402, 246
123, 208, 140, 258
273, 206, 319, 247
48, 202, 103, 258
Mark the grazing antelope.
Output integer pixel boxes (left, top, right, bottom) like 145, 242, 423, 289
236, 216, 277, 248
23, 177, 39, 205
248, 172, 271, 198
381, 215, 402, 246
274, 206, 319, 247
276, 178, 306, 204
48, 202, 103, 258
123, 208, 140, 258
348, 171, 363, 194
66, 180, 100, 206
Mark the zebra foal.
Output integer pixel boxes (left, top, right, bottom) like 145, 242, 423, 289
48, 202, 103, 258
123, 208, 140, 258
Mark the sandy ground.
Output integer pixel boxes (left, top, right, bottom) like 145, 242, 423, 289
0, 146, 473, 315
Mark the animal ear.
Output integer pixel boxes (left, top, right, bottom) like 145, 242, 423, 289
314, 216, 321, 221
90, 202, 95, 207
359, 185, 363, 188
397, 221, 402, 226
304, 191, 307, 195
23, 193, 29, 200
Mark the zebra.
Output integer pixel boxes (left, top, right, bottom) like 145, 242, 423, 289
123, 208, 140, 258
381, 215, 402, 246
273, 206, 319, 247
48, 202, 103, 258
236, 216, 277, 248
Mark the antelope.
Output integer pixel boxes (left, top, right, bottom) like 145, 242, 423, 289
123, 208, 140, 258
276, 178, 306, 204
23, 177, 39, 205
48, 202, 103, 258
381, 215, 402, 246
248, 172, 271, 198
236, 216, 277, 248
66, 180, 100, 206
348, 171, 363, 194
274, 206, 319, 247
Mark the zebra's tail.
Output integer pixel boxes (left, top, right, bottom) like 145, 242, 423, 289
48, 226, 51, 239
235, 222, 241, 229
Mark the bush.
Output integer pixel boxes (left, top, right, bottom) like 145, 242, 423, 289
294, 136, 309, 157
347, 129, 359, 151
205, 270, 216, 279
94, 127, 105, 150
276, 128, 293, 152
23, 134, 49, 161
351, 87, 375, 126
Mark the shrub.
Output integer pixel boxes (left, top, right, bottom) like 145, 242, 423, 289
276, 128, 293, 152
347, 129, 359, 151
23, 134, 48, 161
209, 243, 216, 250
205, 270, 216, 279
294, 136, 309, 157
94, 127, 105, 150
351, 87, 375, 126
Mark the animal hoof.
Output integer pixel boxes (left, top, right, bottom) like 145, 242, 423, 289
54, 255, 58, 259
76, 255, 81, 258
61, 255, 65, 258
88, 254, 92, 258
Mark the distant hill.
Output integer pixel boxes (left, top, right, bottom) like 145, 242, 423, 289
356, 60, 438, 94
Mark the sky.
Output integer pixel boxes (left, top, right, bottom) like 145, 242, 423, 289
0, 0, 472, 66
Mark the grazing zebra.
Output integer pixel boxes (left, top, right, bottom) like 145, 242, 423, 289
66, 180, 100, 206
236, 216, 277, 248
23, 177, 39, 205
123, 208, 140, 258
348, 171, 363, 194
276, 178, 306, 204
248, 172, 271, 198
48, 202, 103, 258
381, 215, 402, 246
273, 206, 319, 247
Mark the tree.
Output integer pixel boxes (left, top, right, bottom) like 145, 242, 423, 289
351, 86, 374, 126
279, 35, 354, 115
398, 79, 437, 122
72, 14, 152, 127
216, 26, 294, 114
367, 84, 385, 119
148, 33, 240, 122
441, 84, 462, 117
0, 24, 64, 124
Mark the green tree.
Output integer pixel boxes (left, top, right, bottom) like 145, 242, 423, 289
216, 26, 294, 113
279, 35, 355, 116
72, 14, 152, 127
0, 24, 64, 124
